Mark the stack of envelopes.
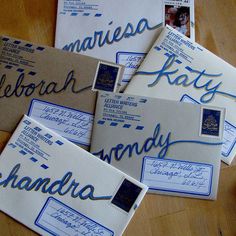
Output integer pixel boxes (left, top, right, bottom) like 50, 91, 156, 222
0, 0, 235, 235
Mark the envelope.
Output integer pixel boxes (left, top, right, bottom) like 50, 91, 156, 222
125, 25, 236, 165
55, 0, 164, 90
0, 36, 124, 149
90, 92, 225, 200
163, 0, 195, 39
0, 115, 147, 236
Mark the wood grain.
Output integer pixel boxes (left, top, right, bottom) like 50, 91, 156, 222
0, 0, 235, 235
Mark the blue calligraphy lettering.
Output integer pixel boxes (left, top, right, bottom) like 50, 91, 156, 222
63, 19, 162, 53
0, 164, 112, 201
0, 70, 92, 99
136, 54, 236, 103
93, 123, 222, 163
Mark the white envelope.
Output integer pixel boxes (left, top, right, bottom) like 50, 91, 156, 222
90, 92, 225, 200
125, 25, 236, 165
0, 115, 147, 236
55, 0, 164, 90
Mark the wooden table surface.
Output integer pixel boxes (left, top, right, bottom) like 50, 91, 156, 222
0, 0, 236, 235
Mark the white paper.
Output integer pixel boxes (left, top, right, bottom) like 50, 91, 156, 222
90, 92, 225, 200
125, 25, 236, 165
0, 115, 147, 236
55, 0, 164, 90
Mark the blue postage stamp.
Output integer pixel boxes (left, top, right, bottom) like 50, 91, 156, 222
93, 61, 121, 92
201, 108, 221, 137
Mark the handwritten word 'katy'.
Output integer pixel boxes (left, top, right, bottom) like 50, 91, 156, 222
136, 54, 236, 103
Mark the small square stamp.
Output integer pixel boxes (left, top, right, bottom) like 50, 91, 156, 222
92, 61, 121, 92
111, 179, 142, 213
200, 108, 222, 137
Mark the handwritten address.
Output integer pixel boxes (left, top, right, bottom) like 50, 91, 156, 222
28, 99, 93, 146
35, 197, 113, 236
117, 52, 145, 83
141, 157, 213, 195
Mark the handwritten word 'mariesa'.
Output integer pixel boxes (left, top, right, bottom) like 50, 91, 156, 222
63, 18, 162, 53
0, 70, 92, 99
92, 123, 222, 164
0, 164, 112, 201
136, 54, 236, 103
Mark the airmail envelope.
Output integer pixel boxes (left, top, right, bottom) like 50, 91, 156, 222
90, 92, 225, 200
55, 0, 164, 90
0, 36, 124, 149
125, 25, 236, 165
0, 115, 147, 236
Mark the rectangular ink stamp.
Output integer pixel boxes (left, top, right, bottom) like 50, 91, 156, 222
116, 51, 146, 84
92, 61, 121, 92
35, 197, 114, 236
28, 99, 93, 146
141, 157, 213, 196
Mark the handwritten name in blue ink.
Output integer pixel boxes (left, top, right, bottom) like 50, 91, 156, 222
63, 18, 162, 53
136, 54, 236, 103
93, 123, 222, 164
0, 70, 92, 99
0, 164, 112, 201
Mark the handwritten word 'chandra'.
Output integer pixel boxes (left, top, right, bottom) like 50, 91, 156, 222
63, 18, 162, 53
136, 54, 236, 103
93, 123, 222, 164
0, 71, 92, 99
0, 164, 112, 201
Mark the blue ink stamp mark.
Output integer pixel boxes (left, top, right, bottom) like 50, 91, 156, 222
35, 197, 114, 236
141, 157, 213, 196
111, 179, 142, 213
92, 62, 121, 92
28, 99, 94, 146
116, 52, 146, 83
200, 108, 221, 137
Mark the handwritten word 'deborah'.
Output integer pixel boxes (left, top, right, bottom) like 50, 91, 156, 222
0, 70, 92, 99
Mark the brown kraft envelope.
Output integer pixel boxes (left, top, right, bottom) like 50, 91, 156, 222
0, 36, 124, 150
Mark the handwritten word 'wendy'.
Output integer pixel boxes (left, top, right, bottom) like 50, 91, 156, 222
0, 71, 92, 98
136, 54, 236, 103
93, 123, 222, 164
